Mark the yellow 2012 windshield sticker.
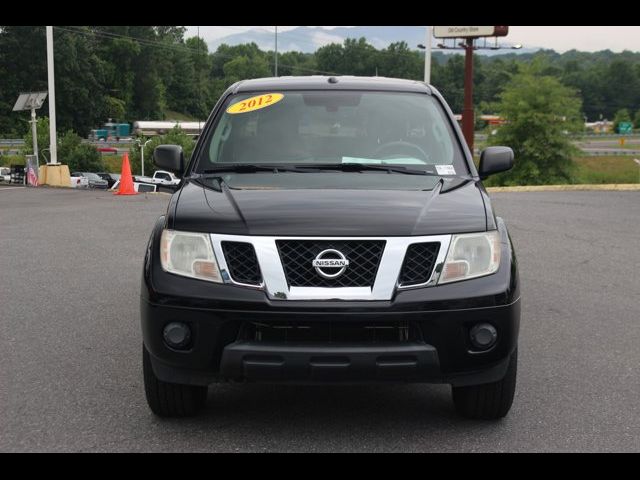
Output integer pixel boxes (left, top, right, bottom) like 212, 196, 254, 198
226, 93, 284, 114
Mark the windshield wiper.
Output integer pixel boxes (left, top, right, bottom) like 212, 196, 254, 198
194, 162, 466, 178
198, 164, 307, 175
294, 163, 441, 176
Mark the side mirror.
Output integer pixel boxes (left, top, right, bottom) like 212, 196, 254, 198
154, 145, 185, 176
478, 146, 514, 179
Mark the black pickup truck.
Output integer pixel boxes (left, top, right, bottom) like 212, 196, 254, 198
141, 76, 520, 420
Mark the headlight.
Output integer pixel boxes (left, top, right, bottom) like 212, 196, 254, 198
160, 229, 222, 283
439, 230, 501, 284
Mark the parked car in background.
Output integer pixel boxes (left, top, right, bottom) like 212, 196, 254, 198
0, 167, 10, 182
150, 170, 180, 186
132, 175, 155, 184
96, 172, 120, 189
69, 172, 89, 188
72, 172, 109, 189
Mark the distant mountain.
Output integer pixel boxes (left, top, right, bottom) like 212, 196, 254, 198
208, 26, 540, 56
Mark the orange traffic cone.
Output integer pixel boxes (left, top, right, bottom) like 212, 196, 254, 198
114, 152, 137, 195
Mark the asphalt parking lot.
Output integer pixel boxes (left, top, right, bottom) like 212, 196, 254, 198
1, 185, 639, 452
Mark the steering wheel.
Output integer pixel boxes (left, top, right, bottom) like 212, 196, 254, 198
372, 141, 429, 162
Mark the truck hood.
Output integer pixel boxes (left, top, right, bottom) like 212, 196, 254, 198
171, 178, 488, 236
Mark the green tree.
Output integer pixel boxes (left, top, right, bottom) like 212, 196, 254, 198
487, 68, 582, 186
432, 54, 465, 113
316, 38, 378, 76
276, 51, 316, 76
104, 96, 126, 120
52, 26, 107, 135
601, 61, 640, 119
222, 55, 270, 85
378, 42, 421, 79
0, 26, 48, 136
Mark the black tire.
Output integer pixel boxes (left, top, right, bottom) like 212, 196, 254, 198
452, 349, 517, 420
143, 345, 207, 417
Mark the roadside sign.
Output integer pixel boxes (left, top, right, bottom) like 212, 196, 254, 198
618, 122, 633, 134
433, 26, 509, 38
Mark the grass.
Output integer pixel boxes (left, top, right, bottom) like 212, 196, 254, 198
573, 156, 640, 184
474, 154, 639, 184
601, 143, 640, 150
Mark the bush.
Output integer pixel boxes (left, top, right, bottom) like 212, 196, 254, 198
22, 117, 50, 159
0, 154, 25, 167
58, 131, 103, 172
486, 66, 582, 186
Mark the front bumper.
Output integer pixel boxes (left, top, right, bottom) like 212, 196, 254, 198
141, 217, 520, 387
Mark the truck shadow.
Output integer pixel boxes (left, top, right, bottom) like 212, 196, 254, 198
146, 383, 516, 452
174, 383, 508, 449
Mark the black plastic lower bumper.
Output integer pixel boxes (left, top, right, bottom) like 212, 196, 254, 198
142, 297, 519, 387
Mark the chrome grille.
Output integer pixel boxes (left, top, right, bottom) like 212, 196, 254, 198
276, 240, 385, 287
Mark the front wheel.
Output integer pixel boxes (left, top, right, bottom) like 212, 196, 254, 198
451, 349, 517, 420
142, 345, 208, 417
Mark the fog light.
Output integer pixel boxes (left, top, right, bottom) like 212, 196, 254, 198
163, 322, 191, 349
470, 323, 497, 350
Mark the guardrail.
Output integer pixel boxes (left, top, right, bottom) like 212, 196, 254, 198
0, 139, 24, 146
570, 132, 640, 138
579, 150, 640, 156
0, 139, 135, 147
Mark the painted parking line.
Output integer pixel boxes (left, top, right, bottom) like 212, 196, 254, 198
0, 186, 25, 191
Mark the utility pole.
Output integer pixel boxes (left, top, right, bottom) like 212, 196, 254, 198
462, 37, 475, 153
46, 26, 58, 164
274, 26, 278, 77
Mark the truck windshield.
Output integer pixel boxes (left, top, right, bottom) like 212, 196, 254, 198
195, 90, 467, 176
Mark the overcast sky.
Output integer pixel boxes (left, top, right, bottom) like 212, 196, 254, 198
184, 26, 640, 53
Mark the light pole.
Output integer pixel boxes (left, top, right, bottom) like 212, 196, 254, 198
416, 26, 432, 84
274, 26, 278, 77
46, 26, 58, 164
136, 138, 152, 177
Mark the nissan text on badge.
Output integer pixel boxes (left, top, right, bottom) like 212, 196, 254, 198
141, 76, 520, 419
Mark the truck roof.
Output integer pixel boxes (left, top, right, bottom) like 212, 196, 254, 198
231, 76, 433, 94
